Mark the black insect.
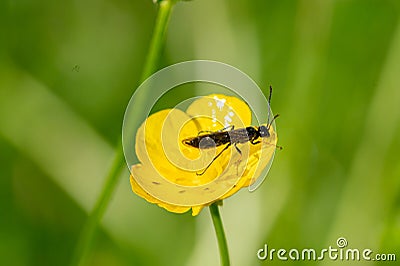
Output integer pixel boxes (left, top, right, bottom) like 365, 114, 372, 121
182, 86, 280, 176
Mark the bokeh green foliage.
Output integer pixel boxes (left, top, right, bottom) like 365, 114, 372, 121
0, 0, 399, 265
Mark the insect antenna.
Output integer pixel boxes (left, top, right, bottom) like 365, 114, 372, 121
267, 114, 280, 130
267, 85, 273, 125
266, 113, 283, 150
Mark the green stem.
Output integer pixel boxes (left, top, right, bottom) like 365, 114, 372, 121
70, 1, 176, 265
141, 0, 176, 82
70, 144, 124, 266
210, 202, 230, 266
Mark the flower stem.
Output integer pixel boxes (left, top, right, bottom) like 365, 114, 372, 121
70, 1, 176, 265
70, 145, 124, 266
141, 0, 176, 82
210, 202, 230, 266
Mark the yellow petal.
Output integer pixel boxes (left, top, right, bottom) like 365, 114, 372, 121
136, 109, 225, 185
191, 206, 204, 216
186, 94, 251, 130
130, 108, 243, 207
220, 127, 278, 198
130, 168, 191, 214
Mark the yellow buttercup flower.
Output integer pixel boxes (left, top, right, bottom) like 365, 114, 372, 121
130, 94, 277, 216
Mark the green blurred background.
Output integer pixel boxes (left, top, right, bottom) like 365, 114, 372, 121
1, 0, 399, 265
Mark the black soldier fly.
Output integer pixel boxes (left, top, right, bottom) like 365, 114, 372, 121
182, 86, 280, 176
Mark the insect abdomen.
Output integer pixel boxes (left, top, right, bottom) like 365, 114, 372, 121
183, 132, 230, 149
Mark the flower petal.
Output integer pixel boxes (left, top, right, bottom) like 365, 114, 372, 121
129, 166, 191, 214
186, 94, 251, 130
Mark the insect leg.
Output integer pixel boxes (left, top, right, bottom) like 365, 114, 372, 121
197, 125, 234, 136
220, 125, 234, 131
258, 141, 283, 150
197, 130, 213, 136
234, 143, 242, 155
196, 143, 231, 176
232, 143, 244, 176
251, 139, 261, 145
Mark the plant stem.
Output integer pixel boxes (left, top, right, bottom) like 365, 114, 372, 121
70, 145, 124, 266
210, 202, 230, 266
141, 0, 175, 82
70, 1, 176, 265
